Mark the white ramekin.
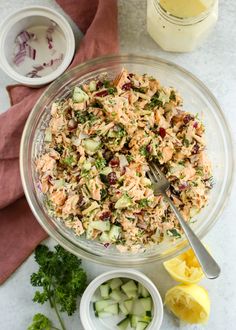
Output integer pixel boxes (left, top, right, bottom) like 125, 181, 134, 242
80, 269, 163, 330
0, 6, 75, 87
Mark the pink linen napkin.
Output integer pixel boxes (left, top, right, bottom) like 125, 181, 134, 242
0, 0, 118, 284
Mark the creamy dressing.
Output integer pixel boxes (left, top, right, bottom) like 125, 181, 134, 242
147, 0, 218, 52
160, 0, 207, 18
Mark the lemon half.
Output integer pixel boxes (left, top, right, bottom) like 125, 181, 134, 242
163, 248, 204, 284
165, 284, 210, 324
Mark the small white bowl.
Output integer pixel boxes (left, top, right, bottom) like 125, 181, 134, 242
80, 269, 163, 330
0, 6, 75, 87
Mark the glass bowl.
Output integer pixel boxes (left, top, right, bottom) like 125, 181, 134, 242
20, 54, 234, 266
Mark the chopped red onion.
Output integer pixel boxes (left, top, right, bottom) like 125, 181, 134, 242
46, 22, 56, 49
15, 30, 31, 44
25, 44, 36, 60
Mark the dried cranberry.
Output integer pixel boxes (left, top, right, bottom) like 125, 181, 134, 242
96, 81, 103, 89
110, 157, 120, 167
146, 144, 152, 153
193, 121, 198, 129
100, 211, 112, 221
95, 90, 108, 97
68, 118, 77, 130
107, 172, 117, 185
192, 144, 200, 154
183, 114, 193, 124
159, 127, 166, 139
104, 243, 110, 248
122, 82, 132, 91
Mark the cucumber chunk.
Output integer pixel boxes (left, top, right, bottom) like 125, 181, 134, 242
117, 317, 130, 330
115, 194, 132, 209
132, 300, 145, 316
97, 311, 112, 318
90, 220, 111, 232
109, 277, 123, 290
109, 225, 121, 242
103, 303, 119, 315
100, 231, 110, 243
140, 297, 152, 312
124, 299, 134, 314
94, 299, 114, 312
110, 288, 123, 301
141, 286, 150, 298
126, 290, 138, 299
130, 315, 142, 328
82, 139, 100, 155
121, 280, 137, 295
72, 86, 89, 103
136, 321, 148, 330
119, 302, 129, 315
137, 283, 150, 298
100, 284, 109, 299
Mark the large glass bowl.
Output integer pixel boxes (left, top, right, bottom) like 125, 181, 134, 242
20, 54, 234, 266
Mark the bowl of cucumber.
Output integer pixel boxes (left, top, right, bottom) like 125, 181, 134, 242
80, 269, 163, 330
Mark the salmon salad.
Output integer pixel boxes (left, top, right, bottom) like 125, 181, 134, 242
36, 69, 212, 252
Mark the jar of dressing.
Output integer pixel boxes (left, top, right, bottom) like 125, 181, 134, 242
147, 0, 218, 52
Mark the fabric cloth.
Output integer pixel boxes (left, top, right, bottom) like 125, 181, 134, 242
0, 0, 118, 284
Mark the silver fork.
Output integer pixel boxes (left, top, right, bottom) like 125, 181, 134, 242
147, 161, 221, 279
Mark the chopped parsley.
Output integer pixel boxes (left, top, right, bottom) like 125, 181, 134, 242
140, 145, 148, 157
183, 136, 190, 147
167, 228, 181, 238
62, 156, 75, 167
75, 111, 97, 124
138, 198, 149, 208
95, 158, 106, 170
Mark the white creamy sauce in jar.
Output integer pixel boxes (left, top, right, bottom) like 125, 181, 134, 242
147, 0, 218, 52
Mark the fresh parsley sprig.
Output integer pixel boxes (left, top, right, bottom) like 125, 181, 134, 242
28, 245, 87, 330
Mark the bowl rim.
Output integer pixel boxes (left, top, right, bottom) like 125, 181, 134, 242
0, 5, 75, 86
20, 53, 235, 265
79, 269, 163, 330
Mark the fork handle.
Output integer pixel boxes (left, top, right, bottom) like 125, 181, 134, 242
163, 192, 221, 279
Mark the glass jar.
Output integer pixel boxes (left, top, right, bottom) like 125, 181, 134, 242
147, 0, 218, 52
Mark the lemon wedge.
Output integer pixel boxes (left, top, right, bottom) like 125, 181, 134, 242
165, 284, 210, 324
163, 248, 204, 284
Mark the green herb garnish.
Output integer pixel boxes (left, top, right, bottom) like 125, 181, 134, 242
139, 145, 148, 157
138, 198, 149, 208
28, 245, 87, 330
167, 229, 181, 238
28, 313, 55, 330
95, 158, 106, 170
62, 156, 75, 167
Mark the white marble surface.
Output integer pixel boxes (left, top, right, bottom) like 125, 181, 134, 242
0, 0, 236, 329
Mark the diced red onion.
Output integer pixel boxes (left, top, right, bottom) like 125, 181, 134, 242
179, 182, 188, 191
25, 44, 36, 60
15, 30, 31, 44
103, 243, 110, 248
95, 90, 109, 97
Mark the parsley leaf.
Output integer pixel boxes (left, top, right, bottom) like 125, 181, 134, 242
27, 313, 54, 330
167, 228, 181, 238
139, 145, 148, 157
95, 158, 106, 170
138, 198, 149, 208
